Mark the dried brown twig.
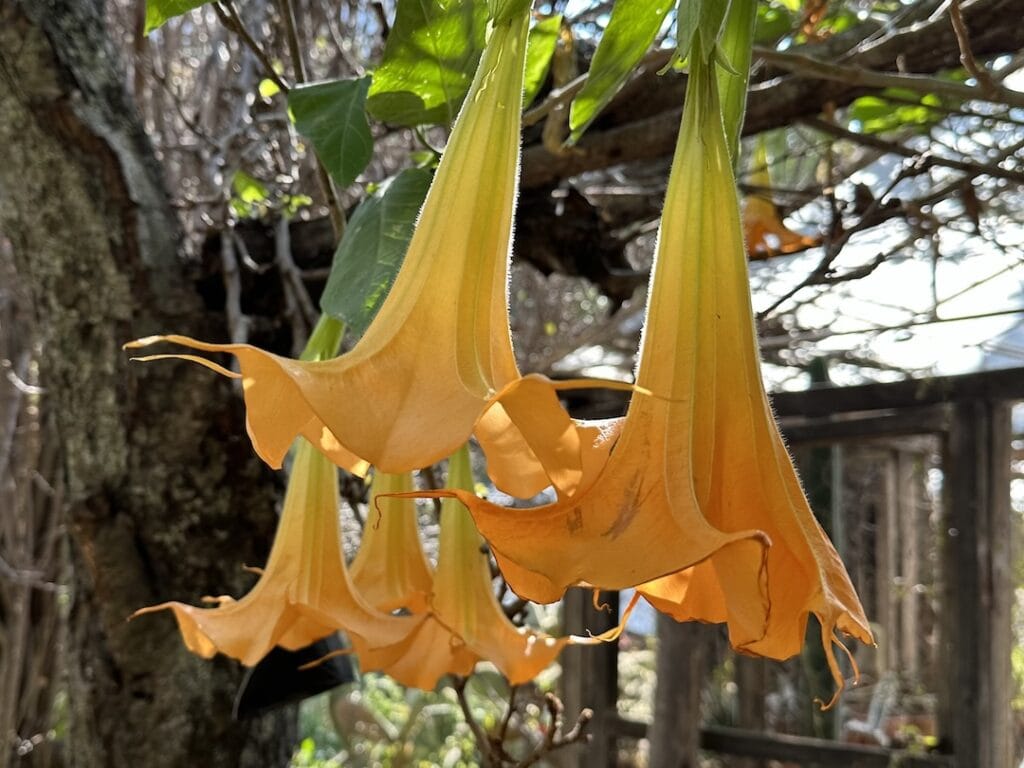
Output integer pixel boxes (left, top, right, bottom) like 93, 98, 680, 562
948, 0, 999, 96
452, 675, 593, 768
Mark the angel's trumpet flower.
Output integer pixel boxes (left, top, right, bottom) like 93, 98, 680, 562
414, 59, 874, 700
742, 138, 821, 259
631, 55, 872, 707
357, 446, 623, 690
349, 471, 432, 614
406, 70, 786, 640
125, 7, 592, 497
132, 438, 419, 666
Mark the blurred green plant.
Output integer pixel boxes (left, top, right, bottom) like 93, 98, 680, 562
290, 666, 569, 768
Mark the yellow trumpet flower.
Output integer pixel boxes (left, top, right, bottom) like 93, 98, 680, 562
132, 438, 419, 666
412, 56, 872, 705
349, 471, 433, 614
628, 55, 872, 705
358, 446, 619, 690
125, 8, 594, 497
742, 139, 821, 260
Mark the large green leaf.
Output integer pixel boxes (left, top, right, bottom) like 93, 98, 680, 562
289, 77, 373, 189
569, 0, 675, 143
847, 89, 944, 135
523, 14, 562, 109
366, 0, 488, 127
144, 0, 207, 34
754, 2, 798, 44
320, 168, 433, 336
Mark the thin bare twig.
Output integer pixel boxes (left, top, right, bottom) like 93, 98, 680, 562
948, 0, 998, 96
418, 464, 444, 521
214, 1, 291, 94
497, 685, 519, 748
756, 47, 1024, 111
801, 116, 1024, 184
222, 230, 251, 348
276, 0, 346, 239
275, 217, 317, 355
453, 676, 498, 766
453, 676, 593, 767
514, 693, 592, 768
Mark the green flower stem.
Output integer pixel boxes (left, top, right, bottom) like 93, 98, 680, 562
300, 315, 346, 361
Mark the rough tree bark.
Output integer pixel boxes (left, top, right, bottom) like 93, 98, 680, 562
0, 1, 296, 765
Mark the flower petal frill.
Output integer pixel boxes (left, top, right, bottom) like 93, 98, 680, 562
132, 438, 419, 666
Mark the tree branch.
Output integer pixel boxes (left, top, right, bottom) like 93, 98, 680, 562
800, 116, 1024, 184
755, 47, 1024, 111
521, 0, 1024, 188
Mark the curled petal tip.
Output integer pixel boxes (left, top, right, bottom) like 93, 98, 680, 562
123, 336, 158, 350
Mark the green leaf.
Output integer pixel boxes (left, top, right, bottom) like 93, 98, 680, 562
144, 0, 208, 34
847, 89, 944, 135
229, 170, 269, 219
366, 0, 488, 127
320, 168, 433, 336
523, 15, 562, 109
258, 78, 281, 99
283, 194, 313, 217
754, 4, 797, 44
288, 77, 373, 189
569, 0, 675, 143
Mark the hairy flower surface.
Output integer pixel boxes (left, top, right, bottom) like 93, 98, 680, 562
632, 55, 873, 706
126, 8, 593, 497
133, 438, 419, 666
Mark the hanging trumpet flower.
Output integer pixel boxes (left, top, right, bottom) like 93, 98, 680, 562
133, 437, 420, 666
410, 40, 872, 707
627, 52, 873, 706
349, 470, 433, 614
125, 4, 596, 498
742, 138, 822, 259
353, 446, 623, 690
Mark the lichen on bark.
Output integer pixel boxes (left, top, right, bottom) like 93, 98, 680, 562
0, 2, 297, 765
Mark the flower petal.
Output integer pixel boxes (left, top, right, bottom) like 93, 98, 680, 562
350, 471, 433, 614
132, 439, 418, 666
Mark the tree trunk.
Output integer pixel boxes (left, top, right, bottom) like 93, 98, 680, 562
0, 1, 296, 765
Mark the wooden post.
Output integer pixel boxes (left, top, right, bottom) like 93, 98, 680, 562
647, 617, 706, 768
878, 451, 899, 674
939, 399, 1012, 766
734, 655, 767, 768
897, 451, 922, 682
559, 589, 619, 768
